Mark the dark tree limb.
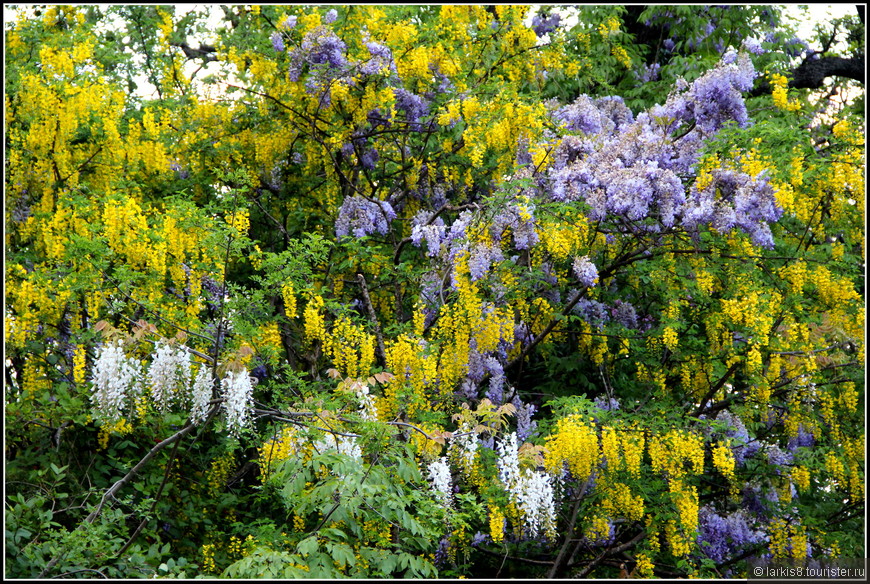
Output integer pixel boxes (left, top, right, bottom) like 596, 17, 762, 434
170, 41, 218, 62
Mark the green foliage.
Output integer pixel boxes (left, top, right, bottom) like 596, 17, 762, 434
5, 4, 864, 580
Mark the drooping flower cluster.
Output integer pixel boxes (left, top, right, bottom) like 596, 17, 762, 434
490, 195, 539, 250
572, 255, 599, 287
696, 506, 765, 563
683, 166, 783, 248
546, 51, 783, 247
451, 423, 480, 477
300, 26, 347, 70
512, 396, 538, 442
90, 341, 143, 422
713, 411, 760, 465
497, 432, 557, 538
189, 365, 215, 425
573, 297, 611, 328
787, 425, 815, 452
361, 40, 396, 76
287, 25, 348, 89
351, 380, 378, 422
147, 341, 191, 412
593, 396, 620, 411
221, 369, 254, 436
335, 195, 396, 239
394, 88, 430, 130
410, 210, 446, 257
271, 32, 284, 53
315, 432, 363, 461
427, 456, 453, 508
530, 11, 560, 37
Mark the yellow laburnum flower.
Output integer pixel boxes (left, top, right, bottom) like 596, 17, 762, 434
712, 441, 736, 480
489, 507, 505, 543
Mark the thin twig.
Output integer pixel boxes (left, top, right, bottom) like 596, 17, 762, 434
356, 273, 387, 366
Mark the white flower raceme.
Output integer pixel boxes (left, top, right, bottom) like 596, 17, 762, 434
189, 365, 214, 424
496, 432, 557, 538
497, 431, 521, 490
221, 369, 254, 436
352, 381, 378, 422
147, 341, 191, 412
315, 433, 363, 462
90, 341, 143, 422
515, 468, 557, 537
427, 456, 453, 508
450, 422, 479, 476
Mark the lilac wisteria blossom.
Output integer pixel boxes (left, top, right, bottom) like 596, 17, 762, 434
714, 411, 760, 465
335, 195, 396, 239
468, 241, 504, 281
546, 51, 783, 247
787, 425, 815, 452
394, 88, 430, 129
301, 27, 347, 69
743, 37, 765, 54
323, 8, 338, 24
490, 197, 539, 250
683, 166, 783, 248
593, 396, 620, 411
361, 41, 396, 76
271, 32, 284, 52
531, 11, 560, 37
765, 443, 794, 470
611, 299, 639, 329
512, 395, 538, 442
572, 256, 598, 287
573, 297, 610, 328
697, 506, 765, 563
410, 210, 447, 257
636, 62, 661, 83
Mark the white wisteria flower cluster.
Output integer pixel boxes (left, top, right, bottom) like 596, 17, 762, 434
351, 380, 378, 422
91, 340, 143, 422
147, 341, 191, 412
496, 432, 557, 538
221, 369, 254, 436
189, 365, 215, 425
427, 456, 453, 508
450, 422, 479, 476
90, 339, 218, 427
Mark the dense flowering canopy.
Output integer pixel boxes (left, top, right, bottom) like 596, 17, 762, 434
4, 4, 864, 580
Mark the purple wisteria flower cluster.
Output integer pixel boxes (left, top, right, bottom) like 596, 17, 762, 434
712, 411, 761, 465
410, 210, 447, 257
572, 255, 598, 287
271, 32, 284, 53
546, 51, 783, 248
489, 196, 540, 250
696, 506, 765, 563
531, 11, 560, 37
286, 25, 349, 98
361, 40, 396, 76
335, 195, 396, 239
394, 88, 431, 130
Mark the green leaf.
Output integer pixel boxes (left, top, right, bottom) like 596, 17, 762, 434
297, 536, 319, 556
